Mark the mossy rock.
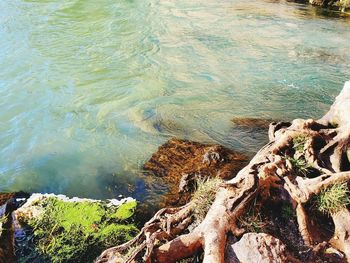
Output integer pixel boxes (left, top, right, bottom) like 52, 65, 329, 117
15, 194, 139, 263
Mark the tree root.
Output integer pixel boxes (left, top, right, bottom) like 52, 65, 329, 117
96, 81, 350, 262
331, 208, 350, 260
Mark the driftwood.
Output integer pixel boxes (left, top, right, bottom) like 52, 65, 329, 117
96, 81, 350, 263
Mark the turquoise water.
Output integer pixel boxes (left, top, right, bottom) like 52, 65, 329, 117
0, 0, 350, 201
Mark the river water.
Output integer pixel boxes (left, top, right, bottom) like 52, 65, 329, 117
0, 0, 349, 202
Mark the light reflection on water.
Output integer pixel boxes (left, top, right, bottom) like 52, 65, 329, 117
0, 0, 349, 202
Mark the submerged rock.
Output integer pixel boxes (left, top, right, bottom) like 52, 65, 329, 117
229, 117, 277, 157
144, 138, 248, 180
143, 138, 248, 205
231, 117, 274, 130
14, 193, 138, 263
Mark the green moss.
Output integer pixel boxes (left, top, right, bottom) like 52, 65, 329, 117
22, 197, 139, 263
42, 199, 104, 230
114, 200, 137, 220
99, 224, 138, 247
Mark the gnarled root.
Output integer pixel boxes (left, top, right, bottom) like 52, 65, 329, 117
330, 208, 350, 260
96, 81, 350, 262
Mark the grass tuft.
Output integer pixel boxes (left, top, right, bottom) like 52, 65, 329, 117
317, 182, 350, 215
286, 156, 311, 177
281, 203, 295, 219
238, 199, 266, 233
192, 177, 222, 223
293, 135, 308, 153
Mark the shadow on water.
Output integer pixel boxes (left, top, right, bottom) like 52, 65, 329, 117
0, 153, 83, 196
1, 153, 164, 202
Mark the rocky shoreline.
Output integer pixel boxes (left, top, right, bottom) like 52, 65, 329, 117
0, 138, 252, 263
2, 82, 350, 263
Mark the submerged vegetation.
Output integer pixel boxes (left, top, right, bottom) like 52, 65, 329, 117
17, 196, 139, 263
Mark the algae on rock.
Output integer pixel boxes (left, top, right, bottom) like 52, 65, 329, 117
15, 194, 139, 263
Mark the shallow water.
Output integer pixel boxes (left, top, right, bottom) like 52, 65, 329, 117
1, 0, 350, 202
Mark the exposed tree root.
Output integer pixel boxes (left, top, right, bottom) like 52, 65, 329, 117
331, 208, 350, 260
96, 81, 350, 263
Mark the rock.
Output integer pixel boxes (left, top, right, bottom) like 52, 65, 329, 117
144, 138, 248, 180
228, 118, 279, 157
14, 193, 135, 222
0, 191, 28, 207
0, 192, 29, 263
307, 0, 350, 11
14, 193, 139, 263
178, 173, 198, 193
232, 117, 274, 130
227, 233, 294, 263
143, 138, 248, 205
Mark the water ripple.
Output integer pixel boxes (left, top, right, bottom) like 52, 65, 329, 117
0, 0, 349, 201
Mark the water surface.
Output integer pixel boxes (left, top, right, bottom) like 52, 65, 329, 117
1, 0, 350, 201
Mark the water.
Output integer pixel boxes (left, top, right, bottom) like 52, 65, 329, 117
1, 0, 349, 202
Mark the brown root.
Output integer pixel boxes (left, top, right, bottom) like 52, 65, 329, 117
96, 81, 350, 263
330, 208, 350, 260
